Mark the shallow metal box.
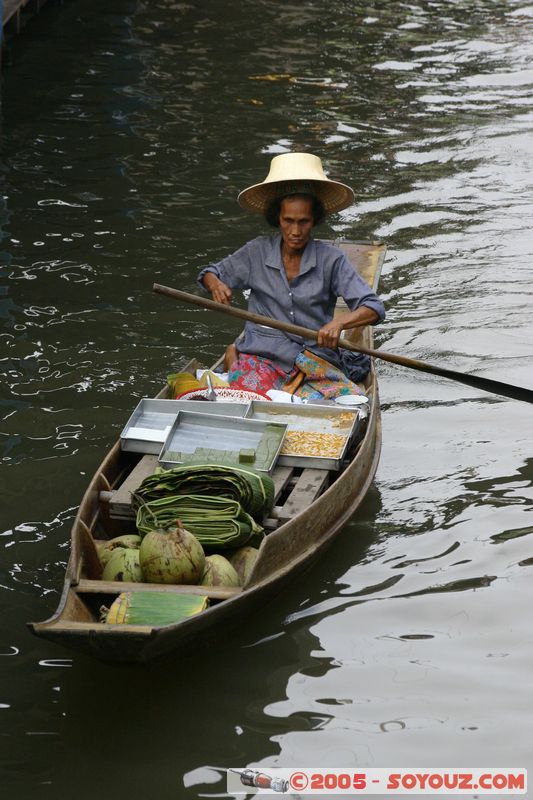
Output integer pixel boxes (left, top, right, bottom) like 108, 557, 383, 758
120, 398, 249, 454
159, 410, 287, 473
245, 401, 360, 470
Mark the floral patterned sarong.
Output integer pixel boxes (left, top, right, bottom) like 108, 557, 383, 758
228, 350, 364, 401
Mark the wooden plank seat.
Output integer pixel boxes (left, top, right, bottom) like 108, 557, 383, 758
77, 578, 240, 601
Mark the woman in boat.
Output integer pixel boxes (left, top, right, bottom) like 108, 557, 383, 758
198, 153, 385, 400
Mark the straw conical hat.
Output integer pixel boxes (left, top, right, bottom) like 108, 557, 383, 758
237, 153, 355, 215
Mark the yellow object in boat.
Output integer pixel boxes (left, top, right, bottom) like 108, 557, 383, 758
198, 370, 229, 389
167, 372, 202, 397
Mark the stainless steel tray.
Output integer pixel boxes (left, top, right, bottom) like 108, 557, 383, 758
245, 401, 360, 470
120, 398, 249, 454
159, 411, 287, 473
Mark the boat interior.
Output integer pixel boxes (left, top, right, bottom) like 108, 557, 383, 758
29, 240, 386, 647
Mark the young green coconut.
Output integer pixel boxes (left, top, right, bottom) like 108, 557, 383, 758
229, 546, 259, 585
200, 554, 241, 587
102, 547, 143, 583
139, 522, 205, 584
98, 534, 141, 568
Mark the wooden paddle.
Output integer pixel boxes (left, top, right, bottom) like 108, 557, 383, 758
153, 283, 533, 404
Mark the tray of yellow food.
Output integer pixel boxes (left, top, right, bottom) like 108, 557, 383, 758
244, 401, 361, 470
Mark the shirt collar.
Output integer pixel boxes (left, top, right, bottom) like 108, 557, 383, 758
265, 234, 317, 274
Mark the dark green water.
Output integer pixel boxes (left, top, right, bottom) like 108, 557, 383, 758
1, 1, 532, 797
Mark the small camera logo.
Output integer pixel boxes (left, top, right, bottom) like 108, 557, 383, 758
230, 769, 289, 793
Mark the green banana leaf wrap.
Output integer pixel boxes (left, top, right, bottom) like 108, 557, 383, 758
134, 494, 264, 550
133, 464, 275, 519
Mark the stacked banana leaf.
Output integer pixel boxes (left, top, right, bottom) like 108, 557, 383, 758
132, 464, 275, 551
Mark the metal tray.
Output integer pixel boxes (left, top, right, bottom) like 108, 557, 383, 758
244, 401, 360, 470
159, 411, 287, 473
120, 398, 249, 454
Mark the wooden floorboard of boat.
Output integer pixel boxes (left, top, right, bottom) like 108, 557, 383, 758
276, 468, 330, 522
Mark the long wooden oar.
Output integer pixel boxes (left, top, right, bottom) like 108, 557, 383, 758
153, 283, 533, 404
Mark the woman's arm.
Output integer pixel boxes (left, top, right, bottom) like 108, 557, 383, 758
201, 271, 233, 305
197, 240, 256, 305
319, 248, 384, 348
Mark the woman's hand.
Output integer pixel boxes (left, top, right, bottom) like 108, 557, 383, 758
317, 319, 344, 349
318, 307, 380, 349
203, 273, 233, 305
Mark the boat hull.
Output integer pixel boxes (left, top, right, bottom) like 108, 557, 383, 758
28, 240, 386, 663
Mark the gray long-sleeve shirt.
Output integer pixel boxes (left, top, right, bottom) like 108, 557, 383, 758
198, 234, 385, 373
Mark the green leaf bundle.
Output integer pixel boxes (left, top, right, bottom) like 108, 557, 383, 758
133, 463, 274, 520
135, 494, 264, 550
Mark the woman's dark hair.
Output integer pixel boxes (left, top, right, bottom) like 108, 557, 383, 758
264, 193, 326, 228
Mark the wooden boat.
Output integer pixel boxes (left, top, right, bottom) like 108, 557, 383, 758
28, 240, 387, 662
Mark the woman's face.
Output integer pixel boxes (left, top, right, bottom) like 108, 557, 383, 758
279, 196, 314, 253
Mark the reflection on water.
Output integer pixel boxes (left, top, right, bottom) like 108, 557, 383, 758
1, 0, 532, 796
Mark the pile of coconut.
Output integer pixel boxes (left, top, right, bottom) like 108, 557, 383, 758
98, 523, 258, 588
